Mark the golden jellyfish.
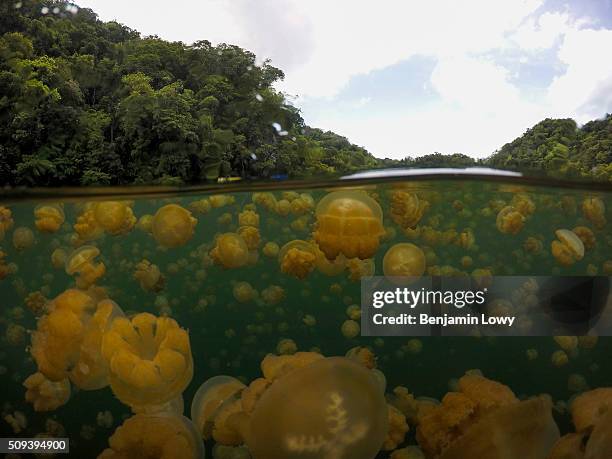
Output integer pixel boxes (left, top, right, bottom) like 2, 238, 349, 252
552, 350, 569, 367
548, 388, 612, 459
133, 259, 165, 293
262, 242, 280, 258
496, 206, 525, 235
31, 289, 123, 390
74, 207, 104, 242
0, 250, 11, 280
34, 204, 65, 233
276, 199, 291, 216
25, 290, 47, 316
523, 236, 543, 253
416, 374, 559, 459
341, 319, 360, 339
238, 225, 260, 250
383, 243, 426, 281
238, 210, 260, 228
210, 233, 249, 269
98, 413, 204, 459
573, 226, 596, 250
252, 192, 278, 212
0, 205, 14, 240
551, 229, 584, 267
23, 372, 70, 412
233, 282, 257, 303
191, 375, 246, 440
101, 312, 193, 410
65, 245, 106, 289
510, 193, 536, 216
278, 240, 317, 280
261, 285, 285, 305
6, 323, 26, 346
277, 338, 298, 355
50, 247, 68, 269
314, 190, 385, 260
314, 245, 346, 276
346, 347, 376, 369
582, 197, 606, 229
136, 214, 154, 233
290, 193, 315, 215
12, 226, 35, 251
389, 190, 428, 230
346, 257, 375, 281
228, 356, 388, 459
152, 204, 197, 248
209, 194, 235, 208
189, 199, 212, 215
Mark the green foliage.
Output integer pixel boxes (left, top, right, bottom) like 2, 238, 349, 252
0, 0, 377, 186
0, 1, 610, 186
487, 116, 612, 181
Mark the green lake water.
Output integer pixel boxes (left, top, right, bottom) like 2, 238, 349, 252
0, 175, 611, 458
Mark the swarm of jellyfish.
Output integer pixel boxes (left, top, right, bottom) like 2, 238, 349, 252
0, 179, 609, 458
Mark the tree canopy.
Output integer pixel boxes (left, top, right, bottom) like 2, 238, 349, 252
0, 1, 610, 186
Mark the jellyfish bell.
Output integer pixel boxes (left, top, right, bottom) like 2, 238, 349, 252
191, 376, 246, 440
210, 233, 250, 269
152, 204, 198, 248
51, 248, 68, 270
99, 413, 205, 459
101, 312, 194, 411
277, 240, 317, 279
314, 190, 385, 260
234, 356, 388, 459
65, 245, 105, 288
23, 372, 70, 412
496, 206, 525, 235
383, 243, 426, 284
389, 190, 427, 229
435, 397, 559, 459
12, 226, 35, 251
69, 298, 125, 391
30, 289, 121, 391
34, 204, 65, 233
93, 201, 136, 235
136, 214, 154, 234
582, 197, 606, 229
65, 245, 101, 276
551, 229, 585, 267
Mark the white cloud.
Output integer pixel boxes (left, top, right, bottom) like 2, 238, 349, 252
547, 27, 612, 121
510, 11, 570, 50
430, 56, 522, 113
74, 0, 612, 158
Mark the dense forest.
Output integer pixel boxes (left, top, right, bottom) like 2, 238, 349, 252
0, 0, 610, 186
487, 116, 612, 181
0, 0, 377, 186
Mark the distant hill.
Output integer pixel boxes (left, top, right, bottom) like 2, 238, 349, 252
486, 116, 612, 181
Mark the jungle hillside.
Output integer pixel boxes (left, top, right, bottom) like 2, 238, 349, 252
1, 1, 611, 186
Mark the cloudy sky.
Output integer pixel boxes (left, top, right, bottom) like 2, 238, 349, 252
77, 0, 612, 159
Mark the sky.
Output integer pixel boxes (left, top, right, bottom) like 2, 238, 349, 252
76, 0, 612, 159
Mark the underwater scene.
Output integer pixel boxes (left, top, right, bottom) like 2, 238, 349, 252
0, 176, 611, 459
